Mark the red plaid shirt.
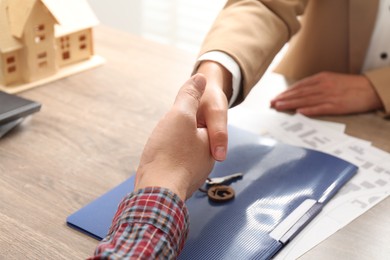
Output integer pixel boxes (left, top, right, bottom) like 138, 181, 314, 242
90, 187, 189, 259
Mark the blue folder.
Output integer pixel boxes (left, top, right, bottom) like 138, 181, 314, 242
67, 126, 358, 259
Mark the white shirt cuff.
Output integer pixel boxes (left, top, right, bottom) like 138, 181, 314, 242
195, 51, 242, 107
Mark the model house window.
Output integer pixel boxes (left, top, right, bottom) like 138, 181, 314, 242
8, 66, 16, 73
7, 57, 15, 64
60, 36, 71, 60
34, 24, 45, 32
37, 24, 45, 31
35, 35, 45, 43
6, 55, 16, 74
34, 24, 46, 43
62, 51, 70, 60
37, 52, 47, 59
61, 36, 70, 49
38, 61, 47, 68
79, 34, 87, 51
36, 52, 47, 68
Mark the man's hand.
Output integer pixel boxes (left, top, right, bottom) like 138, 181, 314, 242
270, 72, 383, 116
196, 61, 232, 162
135, 74, 215, 201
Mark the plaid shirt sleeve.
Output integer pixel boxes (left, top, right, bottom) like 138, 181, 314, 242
89, 187, 190, 259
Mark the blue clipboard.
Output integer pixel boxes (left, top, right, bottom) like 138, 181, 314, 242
67, 125, 358, 259
67, 177, 135, 240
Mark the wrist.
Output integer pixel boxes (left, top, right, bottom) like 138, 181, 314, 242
135, 164, 188, 201
197, 61, 232, 101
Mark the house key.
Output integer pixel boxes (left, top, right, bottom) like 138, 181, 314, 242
205, 172, 243, 186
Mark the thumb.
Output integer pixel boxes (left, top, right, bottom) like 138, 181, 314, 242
174, 73, 207, 115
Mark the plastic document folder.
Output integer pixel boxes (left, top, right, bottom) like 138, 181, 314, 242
67, 126, 358, 259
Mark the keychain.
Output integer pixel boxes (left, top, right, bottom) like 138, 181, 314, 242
199, 173, 243, 203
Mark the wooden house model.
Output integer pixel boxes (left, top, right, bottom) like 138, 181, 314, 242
0, 0, 104, 93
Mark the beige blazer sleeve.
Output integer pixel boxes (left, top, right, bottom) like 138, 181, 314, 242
364, 67, 390, 117
197, 0, 308, 100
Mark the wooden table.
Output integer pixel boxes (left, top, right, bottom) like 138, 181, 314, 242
1, 26, 389, 259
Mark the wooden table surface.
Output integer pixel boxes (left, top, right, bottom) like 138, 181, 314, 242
1, 26, 389, 259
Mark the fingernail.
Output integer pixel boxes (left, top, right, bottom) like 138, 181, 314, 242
214, 146, 226, 161
275, 101, 285, 108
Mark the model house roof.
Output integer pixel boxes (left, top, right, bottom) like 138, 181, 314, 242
7, 0, 58, 38
0, 0, 22, 52
43, 0, 99, 36
0, 0, 98, 52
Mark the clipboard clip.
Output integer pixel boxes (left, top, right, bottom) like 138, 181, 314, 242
269, 199, 323, 244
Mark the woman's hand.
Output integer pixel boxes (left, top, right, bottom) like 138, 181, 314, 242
196, 61, 233, 161
271, 72, 383, 116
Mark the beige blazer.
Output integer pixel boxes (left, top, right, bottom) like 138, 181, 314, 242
198, 0, 390, 116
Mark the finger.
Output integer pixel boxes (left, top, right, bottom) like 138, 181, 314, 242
199, 86, 229, 162
206, 108, 228, 161
297, 103, 338, 116
274, 85, 320, 99
271, 87, 321, 107
272, 80, 322, 103
174, 74, 207, 116
273, 95, 326, 111
271, 74, 322, 107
